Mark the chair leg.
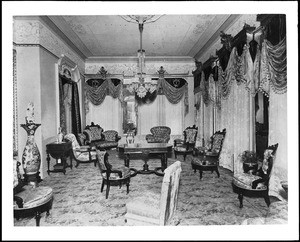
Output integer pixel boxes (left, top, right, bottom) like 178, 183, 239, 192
215, 168, 220, 178
199, 170, 203, 180
238, 193, 244, 208
183, 154, 186, 161
101, 181, 105, 193
106, 184, 110, 199
75, 161, 80, 168
35, 211, 41, 226
264, 195, 271, 207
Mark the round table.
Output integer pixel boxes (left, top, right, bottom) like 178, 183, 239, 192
191, 154, 220, 179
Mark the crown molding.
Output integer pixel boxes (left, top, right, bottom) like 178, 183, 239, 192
190, 15, 242, 61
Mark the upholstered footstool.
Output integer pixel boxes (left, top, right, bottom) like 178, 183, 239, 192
14, 185, 54, 226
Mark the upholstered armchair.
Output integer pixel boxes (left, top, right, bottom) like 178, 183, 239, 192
174, 125, 198, 161
96, 150, 131, 199
194, 128, 226, 158
145, 126, 171, 143
232, 143, 279, 208
125, 161, 182, 225
191, 129, 226, 179
13, 153, 54, 226
64, 133, 97, 167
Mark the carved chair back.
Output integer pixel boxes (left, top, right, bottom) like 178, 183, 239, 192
209, 128, 226, 155
183, 125, 198, 145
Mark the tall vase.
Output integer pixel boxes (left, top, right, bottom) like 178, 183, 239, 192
21, 122, 42, 187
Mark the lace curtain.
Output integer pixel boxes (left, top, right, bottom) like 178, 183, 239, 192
268, 89, 287, 200
259, 38, 287, 96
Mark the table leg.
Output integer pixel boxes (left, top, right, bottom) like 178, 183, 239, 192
124, 154, 130, 167
141, 151, 150, 171
161, 153, 168, 171
199, 170, 203, 180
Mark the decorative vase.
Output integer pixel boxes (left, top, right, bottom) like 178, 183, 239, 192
126, 132, 135, 144
21, 122, 42, 186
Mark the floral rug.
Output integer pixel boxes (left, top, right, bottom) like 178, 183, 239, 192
14, 149, 271, 226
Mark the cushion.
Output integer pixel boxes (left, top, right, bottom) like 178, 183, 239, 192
84, 127, 103, 142
14, 186, 53, 210
102, 166, 131, 180
174, 146, 187, 152
211, 133, 225, 151
75, 150, 97, 161
126, 191, 160, 219
97, 141, 119, 148
103, 130, 118, 142
191, 158, 217, 166
233, 173, 267, 190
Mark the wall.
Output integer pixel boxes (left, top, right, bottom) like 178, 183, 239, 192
40, 48, 59, 177
14, 17, 85, 178
16, 46, 42, 177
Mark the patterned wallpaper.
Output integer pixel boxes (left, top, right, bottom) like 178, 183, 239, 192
13, 19, 85, 73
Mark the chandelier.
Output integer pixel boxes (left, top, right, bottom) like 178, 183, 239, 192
120, 15, 163, 98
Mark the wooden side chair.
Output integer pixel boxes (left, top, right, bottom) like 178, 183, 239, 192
232, 143, 279, 208
96, 150, 131, 199
191, 128, 226, 179
174, 125, 198, 161
125, 161, 182, 225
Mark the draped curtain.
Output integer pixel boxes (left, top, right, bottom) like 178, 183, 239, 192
157, 77, 189, 116
59, 75, 82, 135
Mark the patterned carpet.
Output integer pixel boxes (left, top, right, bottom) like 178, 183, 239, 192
14, 149, 272, 226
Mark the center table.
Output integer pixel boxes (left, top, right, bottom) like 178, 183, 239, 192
118, 143, 173, 176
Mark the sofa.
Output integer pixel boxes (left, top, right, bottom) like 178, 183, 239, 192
81, 122, 121, 150
145, 126, 171, 143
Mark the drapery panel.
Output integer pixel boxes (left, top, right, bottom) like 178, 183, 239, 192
259, 38, 287, 96
268, 89, 287, 200
59, 75, 82, 135
218, 81, 254, 171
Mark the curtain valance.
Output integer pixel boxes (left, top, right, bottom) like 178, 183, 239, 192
85, 78, 123, 106
215, 37, 287, 101
158, 77, 189, 115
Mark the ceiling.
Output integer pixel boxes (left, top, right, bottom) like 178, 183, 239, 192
47, 15, 241, 60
